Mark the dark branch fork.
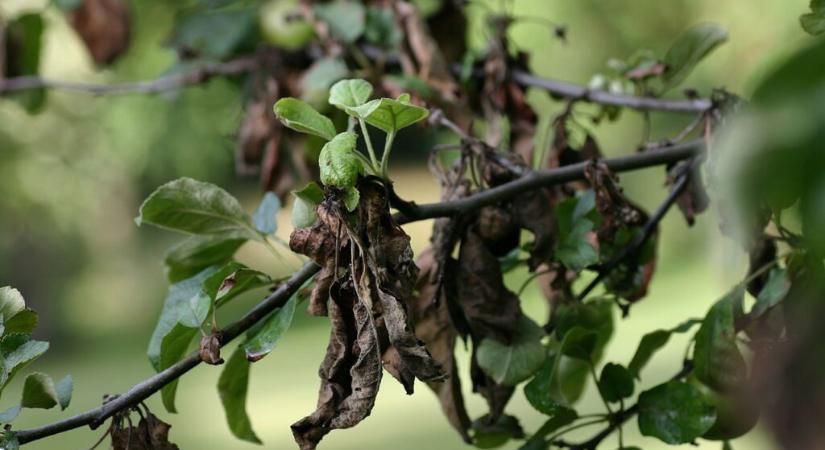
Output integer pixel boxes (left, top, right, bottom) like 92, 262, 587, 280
13, 139, 702, 445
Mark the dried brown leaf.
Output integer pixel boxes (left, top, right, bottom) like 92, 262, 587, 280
70, 0, 131, 66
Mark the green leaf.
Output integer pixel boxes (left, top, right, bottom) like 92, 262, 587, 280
662, 23, 728, 91
4, 14, 47, 114
344, 187, 360, 212
350, 96, 430, 133
55, 375, 72, 410
252, 192, 281, 235
627, 318, 701, 378
560, 327, 598, 361
174, 291, 210, 328
329, 79, 374, 112
471, 414, 523, 449
637, 380, 716, 444
0, 288, 26, 324
218, 347, 261, 443
164, 236, 245, 283
148, 268, 219, 371
693, 286, 746, 391
137, 178, 260, 241
365, 6, 403, 49
517, 408, 577, 450
0, 406, 21, 423
477, 316, 546, 386
21, 373, 58, 409
3, 310, 37, 336
314, 0, 366, 44
170, 7, 258, 59
51, 0, 82, 10
159, 324, 198, 413
597, 363, 634, 403
1, 339, 49, 391
243, 296, 297, 362
801, 0, 825, 35
291, 187, 321, 229
554, 194, 599, 271
319, 132, 361, 188
274, 97, 337, 141
524, 355, 569, 415
301, 57, 349, 106
751, 268, 789, 318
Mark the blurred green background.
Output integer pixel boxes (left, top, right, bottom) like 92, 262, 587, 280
0, 0, 812, 448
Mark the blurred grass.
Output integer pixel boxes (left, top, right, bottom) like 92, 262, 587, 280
0, 0, 811, 448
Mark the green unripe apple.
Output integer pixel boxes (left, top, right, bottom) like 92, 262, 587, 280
260, 0, 315, 50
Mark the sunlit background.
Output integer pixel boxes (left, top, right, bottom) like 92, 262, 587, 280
0, 0, 813, 448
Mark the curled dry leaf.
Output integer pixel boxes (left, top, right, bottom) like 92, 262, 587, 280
585, 161, 656, 301
111, 412, 179, 450
669, 161, 709, 226
289, 180, 444, 449
199, 333, 223, 366
70, 0, 131, 66
291, 278, 382, 450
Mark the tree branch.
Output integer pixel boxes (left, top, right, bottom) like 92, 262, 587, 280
0, 50, 712, 114
0, 57, 257, 95
510, 69, 712, 114
13, 140, 703, 446
555, 361, 694, 450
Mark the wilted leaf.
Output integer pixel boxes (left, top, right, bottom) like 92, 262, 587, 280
351, 96, 429, 133
70, 0, 130, 65
693, 286, 747, 391
111, 412, 180, 450
252, 192, 281, 235
21, 373, 59, 409
627, 318, 701, 378
662, 23, 728, 91
164, 236, 245, 283
243, 296, 297, 362
319, 132, 361, 188
137, 178, 261, 241
217, 347, 260, 443
274, 98, 337, 141
598, 363, 634, 403
199, 333, 223, 366
477, 316, 546, 386
638, 380, 716, 444
329, 79, 373, 111
314, 0, 365, 44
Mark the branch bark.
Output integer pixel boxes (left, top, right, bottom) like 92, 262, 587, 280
0, 57, 257, 95
12, 140, 703, 446
0, 52, 711, 113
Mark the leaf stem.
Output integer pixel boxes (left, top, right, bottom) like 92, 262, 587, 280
380, 130, 396, 178
358, 119, 381, 172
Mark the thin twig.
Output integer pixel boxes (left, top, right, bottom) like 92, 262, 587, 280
0, 57, 258, 95
13, 140, 702, 446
